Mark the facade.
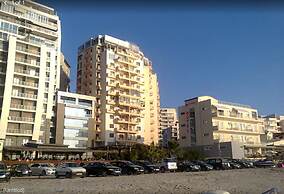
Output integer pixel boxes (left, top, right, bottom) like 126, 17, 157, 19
262, 114, 284, 142
77, 35, 160, 147
59, 52, 70, 92
0, 0, 61, 160
159, 108, 179, 147
56, 91, 96, 148
178, 96, 265, 158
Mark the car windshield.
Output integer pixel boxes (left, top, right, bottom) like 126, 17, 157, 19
65, 163, 80, 167
125, 161, 134, 165
40, 164, 52, 167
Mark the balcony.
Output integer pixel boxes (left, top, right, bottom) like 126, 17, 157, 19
212, 111, 260, 123
14, 68, 39, 77
6, 128, 33, 135
10, 104, 36, 111
12, 92, 37, 100
8, 116, 35, 123
15, 58, 40, 66
16, 46, 40, 56
13, 80, 38, 88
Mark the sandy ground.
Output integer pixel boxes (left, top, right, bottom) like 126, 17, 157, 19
0, 168, 283, 194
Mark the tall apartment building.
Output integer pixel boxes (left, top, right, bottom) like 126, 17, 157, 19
159, 108, 179, 147
178, 96, 265, 158
0, 0, 61, 160
262, 114, 284, 142
77, 35, 160, 147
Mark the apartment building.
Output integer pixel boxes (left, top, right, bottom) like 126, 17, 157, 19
56, 91, 96, 149
0, 0, 61, 160
77, 35, 160, 147
159, 108, 179, 147
178, 96, 265, 158
262, 114, 284, 142
59, 52, 70, 92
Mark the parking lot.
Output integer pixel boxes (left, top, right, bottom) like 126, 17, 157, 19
0, 168, 283, 194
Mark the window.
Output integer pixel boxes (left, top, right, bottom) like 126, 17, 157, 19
109, 133, 114, 138
110, 115, 114, 119
110, 124, 114, 128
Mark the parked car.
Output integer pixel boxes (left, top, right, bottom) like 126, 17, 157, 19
206, 158, 231, 170
277, 161, 284, 168
159, 158, 178, 173
84, 162, 121, 176
231, 159, 254, 168
110, 161, 144, 175
227, 160, 242, 169
254, 160, 276, 168
30, 163, 56, 176
192, 160, 214, 171
0, 162, 11, 182
132, 160, 160, 173
177, 161, 201, 172
55, 162, 86, 178
10, 164, 32, 177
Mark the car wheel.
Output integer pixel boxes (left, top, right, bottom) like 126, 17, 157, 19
101, 171, 107, 177
66, 172, 72, 178
185, 167, 190, 172
55, 172, 60, 178
42, 170, 46, 176
160, 167, 166, 173
86, 171, 89, 177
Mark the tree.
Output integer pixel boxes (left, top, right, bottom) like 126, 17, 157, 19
167, 140, 180, 157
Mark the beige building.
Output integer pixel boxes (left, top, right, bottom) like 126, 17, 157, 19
59, 52, 70, 92
262, 114, 284, 142
159, 108, 179, 146
56, 91, 96, 148
77, 35, 160, 147
0, 0, 61, 160
178, 96, 265, 158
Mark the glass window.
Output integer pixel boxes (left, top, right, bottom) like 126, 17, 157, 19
64, 118, 88, 128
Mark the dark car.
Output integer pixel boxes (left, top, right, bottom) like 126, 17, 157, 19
192, 160, 214, 171
110, 161, 144, 175
10, 164, 32, 177
206, 158, 231, 170
231, 159, 253, 168
0, 162, 11, 182
84, 162, 121, 176
132, 160, 160, 173
254, 160, 276, 168
227, 160, 242, 169
177, 161, 201, 172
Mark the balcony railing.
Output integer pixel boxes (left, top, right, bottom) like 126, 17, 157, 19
15, 58, 40, 66
12, 92, 37, 99
6, 128, 33, 135
14, 68, 39, 77
10, 104, 36, 110
13, 80, 38, 88
8, 116, 34, 122
16, 46, 40, 56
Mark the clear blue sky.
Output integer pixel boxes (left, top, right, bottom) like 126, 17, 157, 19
45, 2, 284, 115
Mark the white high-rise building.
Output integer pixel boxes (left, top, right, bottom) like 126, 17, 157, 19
0, 0, 61, 160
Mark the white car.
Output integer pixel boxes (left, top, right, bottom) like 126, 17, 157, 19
55, 162, 86, 178
30, 163, 56, 176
